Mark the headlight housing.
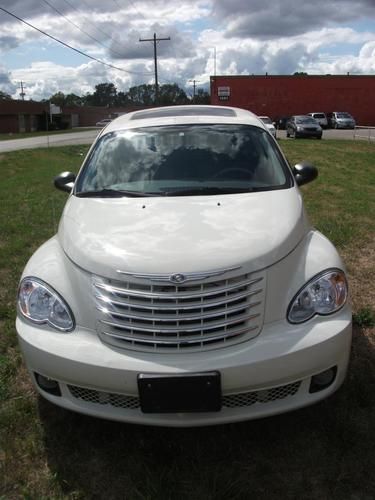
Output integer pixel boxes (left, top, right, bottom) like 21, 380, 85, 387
18, 277, 75, 332
288, 269, 348, 324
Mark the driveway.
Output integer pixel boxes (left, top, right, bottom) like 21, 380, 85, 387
1, 128, 373, 153
0, 129, 99, 153
276, 128, 374, 140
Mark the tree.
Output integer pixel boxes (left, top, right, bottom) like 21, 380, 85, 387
158, 84, 188, 105
0, 90, 12, 100
127, 84, 156, 106
64, 93, 84, 107
192, 89, 210, 105
85, 83, 118, 106
49, 91, 66, 107
293, 72, 308, 76
126, 83, 188, 106
116, 91, 130, 107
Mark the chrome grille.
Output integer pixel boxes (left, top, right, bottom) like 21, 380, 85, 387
93, 270, 265, 352
67, 380, 301, 410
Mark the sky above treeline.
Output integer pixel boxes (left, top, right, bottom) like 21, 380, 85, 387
0, 0, 375, 101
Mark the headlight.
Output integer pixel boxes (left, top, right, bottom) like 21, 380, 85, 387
18, 277, 75, 332
288, 269, 348, 324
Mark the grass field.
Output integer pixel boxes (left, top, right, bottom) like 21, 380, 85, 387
0, 140, 374, 499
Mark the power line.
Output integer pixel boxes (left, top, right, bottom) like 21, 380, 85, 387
0, 6, 152, 76
40, 0, 128, 59
62, 0, 119, 40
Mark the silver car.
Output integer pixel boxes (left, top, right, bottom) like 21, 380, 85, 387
328, 112, 356, 129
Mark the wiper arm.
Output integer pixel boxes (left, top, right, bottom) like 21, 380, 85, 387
75, 189, 161, 198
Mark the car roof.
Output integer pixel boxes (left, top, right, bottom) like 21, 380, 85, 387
100, 105, 267, 135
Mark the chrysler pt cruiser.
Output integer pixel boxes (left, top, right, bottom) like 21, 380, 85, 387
16, 105, 352, 426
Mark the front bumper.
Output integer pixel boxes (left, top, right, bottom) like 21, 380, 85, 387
16, 306, 352, 427
336, 122, 355, 129
296, 130, 322, 138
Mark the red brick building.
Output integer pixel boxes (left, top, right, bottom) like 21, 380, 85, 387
0, 100, 138, 134
0, 100, 48, 133
210, 75, 375, 126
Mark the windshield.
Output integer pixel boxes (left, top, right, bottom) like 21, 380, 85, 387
337, 113, 352, 118
75, 124, 292, 197
313, 114, 325, 119
295, 117, 317, 124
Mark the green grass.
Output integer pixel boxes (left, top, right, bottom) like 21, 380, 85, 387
281, 139, 375, 249
0, 140, 374, 499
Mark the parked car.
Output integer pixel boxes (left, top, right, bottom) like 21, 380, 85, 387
327, 112, 356, 129
307, 112, 328, 129
286, 115, 323, 139
258, 115, 276, 138
95, 118, 112, 127
16, 105, 351, 427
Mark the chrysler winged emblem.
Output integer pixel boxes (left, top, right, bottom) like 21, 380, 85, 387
169, 273, 187, 284
117, 266, 241, 283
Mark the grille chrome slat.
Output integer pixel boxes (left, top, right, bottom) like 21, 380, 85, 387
96, 300, 261, 323
94, 270, 265, 352
102, 325, 258, 346
100, 312, 260, 334
95, 288, 262, 311
94, 276, 263, 300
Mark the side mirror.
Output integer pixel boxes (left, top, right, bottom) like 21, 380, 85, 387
293, 162, 318, 186
54, 171, 76, 193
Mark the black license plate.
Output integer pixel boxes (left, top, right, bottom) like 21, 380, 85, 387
138, 372, 221, 413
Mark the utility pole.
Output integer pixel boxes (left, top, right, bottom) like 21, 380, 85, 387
139, 33, 170, 104
19, 81, 26, 100
189, 80, 200, 101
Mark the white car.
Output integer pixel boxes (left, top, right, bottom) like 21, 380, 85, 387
258, 115, 277, 137
16, 105, 352, 427
95, 118, 112, 127
307, 113, 328, 129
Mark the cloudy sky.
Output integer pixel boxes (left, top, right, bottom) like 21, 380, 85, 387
0, 0, 375, 101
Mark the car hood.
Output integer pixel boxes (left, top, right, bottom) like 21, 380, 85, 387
58, 188, 310, 279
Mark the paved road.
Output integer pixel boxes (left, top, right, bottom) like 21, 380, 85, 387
1, 127, 374, 153
276, 128, 375, 141
0, 129, 99, 153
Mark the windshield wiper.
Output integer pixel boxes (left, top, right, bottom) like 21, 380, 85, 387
164, 186, 261, 196
75, 189, 161, 198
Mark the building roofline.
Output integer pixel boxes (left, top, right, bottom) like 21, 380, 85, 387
210, 74, 375, 79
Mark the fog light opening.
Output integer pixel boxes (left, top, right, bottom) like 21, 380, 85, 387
309, 367, 337, 393
35, 373, 61, 396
